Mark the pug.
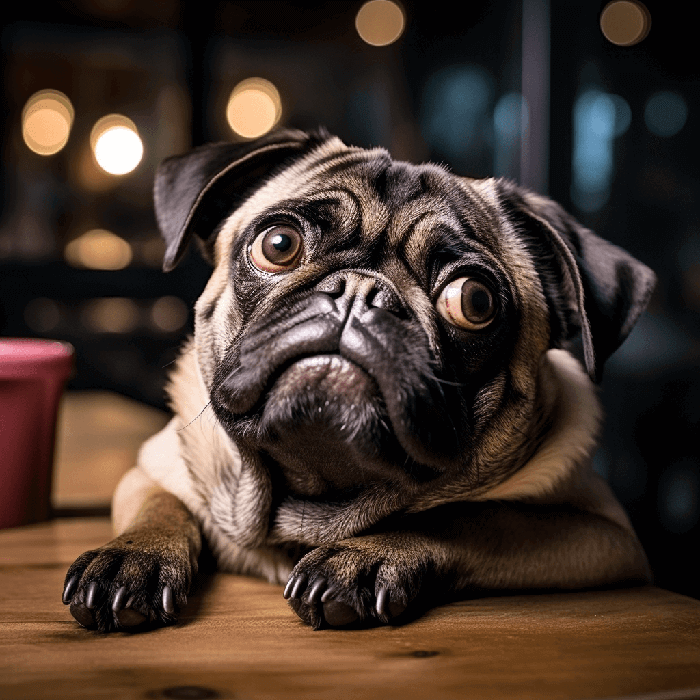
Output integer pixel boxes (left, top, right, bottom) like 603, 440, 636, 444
62, 128, 655, 632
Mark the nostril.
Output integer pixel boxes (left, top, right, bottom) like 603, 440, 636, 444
369, 286, 404, 314
315, 275, 346, 297
315, 270, 407, 318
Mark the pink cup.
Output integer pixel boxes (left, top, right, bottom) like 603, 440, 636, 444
0, 338, 74, 529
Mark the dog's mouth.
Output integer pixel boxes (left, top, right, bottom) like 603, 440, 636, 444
215, 349, 381, 416
216, 350, 424, 494
214, 349, 462, 493
210, 293, 467, 493
265, 353, 380, 406
228, 349, 390, 450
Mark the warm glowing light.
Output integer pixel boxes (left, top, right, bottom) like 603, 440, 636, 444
22, 90, 74, 156
600, 1, 651, 46
150, 296, 188, 332
65, 229, 133, 270
355, 0, 405, 46
91, 115, 144, 175
82, 298, 139, 334
226, 78, 282, 139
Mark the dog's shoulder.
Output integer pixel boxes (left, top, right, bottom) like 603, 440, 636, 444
478, 349, 633, 532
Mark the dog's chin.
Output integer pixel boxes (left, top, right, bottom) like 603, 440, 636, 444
250, 355, 433, 495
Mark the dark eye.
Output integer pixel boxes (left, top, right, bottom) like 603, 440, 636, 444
436, 277, 497, 329
250, 224, 303, 272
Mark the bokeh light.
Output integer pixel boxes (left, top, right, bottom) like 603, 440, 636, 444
610, 94, 632, 137
644, 91, 688, 137
421, 65, 494, 168
65, 229, 133, 270
22, 89, 74, 156
355, 0, 405, 46
150, 296, 189, 333
226, 78, 282, 139
572, 90, 616, 213
600, 1, 651, 46
90, 114, 144, 175
81, 297, 140, 334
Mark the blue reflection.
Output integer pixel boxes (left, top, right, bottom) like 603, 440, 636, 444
645, 91, 688, 137
611, 95, 632, 137
571, 89, 630, 213
572, 90, 615, 212
421, 65, 493, 166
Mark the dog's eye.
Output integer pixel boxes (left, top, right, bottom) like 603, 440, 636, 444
250, 225, 303, 272
437, 277, 497, 330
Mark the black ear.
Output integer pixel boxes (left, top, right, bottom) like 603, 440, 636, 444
154, 128, 332, 271
496, 180, 656, 382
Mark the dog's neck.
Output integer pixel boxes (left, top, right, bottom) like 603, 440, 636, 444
474, 349, 601, 502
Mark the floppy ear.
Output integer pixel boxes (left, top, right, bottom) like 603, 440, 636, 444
154, 128, 331, 271
496, 180, 656, 382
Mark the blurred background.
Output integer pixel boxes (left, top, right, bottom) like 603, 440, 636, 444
1, 1, 698, 599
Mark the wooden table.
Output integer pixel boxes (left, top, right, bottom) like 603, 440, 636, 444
2, 392, 700, 700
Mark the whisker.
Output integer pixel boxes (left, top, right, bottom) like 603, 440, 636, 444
432, 376, 464, 387
177, 401, 213, 431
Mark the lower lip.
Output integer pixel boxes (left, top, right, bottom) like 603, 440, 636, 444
272, 354, 378, 397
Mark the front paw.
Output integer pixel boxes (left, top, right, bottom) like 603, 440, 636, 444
284, 537, 429, 629
62, 532, 195, 632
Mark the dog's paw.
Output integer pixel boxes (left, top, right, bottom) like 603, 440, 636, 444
62, 532, 195, 632
283, 537, 430, 629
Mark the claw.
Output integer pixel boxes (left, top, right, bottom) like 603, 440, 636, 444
376, 586, 389, 619
320, 585, 339, 603
307, 578, 326, 604
112, 588, 148, 629
112, 586, 128, 612
291, 575, 308, 599
85, 581, 99, 609
376, 587, 408, 620
285, 574, 307, 599
62, 575, 79, 605
162, 586, 174, 615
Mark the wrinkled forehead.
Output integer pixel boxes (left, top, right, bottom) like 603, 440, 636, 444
221, 139, 517, 272
299, 145, 505, 247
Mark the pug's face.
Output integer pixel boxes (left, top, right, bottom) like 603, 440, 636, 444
154, 130, 653, 503
183, 142, 547, 499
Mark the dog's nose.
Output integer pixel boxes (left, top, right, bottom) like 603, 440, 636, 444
316, 271, 406, 318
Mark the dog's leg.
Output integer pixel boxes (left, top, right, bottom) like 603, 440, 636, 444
285, 501, 651, 629
62, 467, 201, 632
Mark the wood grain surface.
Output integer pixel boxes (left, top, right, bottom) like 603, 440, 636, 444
2, 517, 700, 700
